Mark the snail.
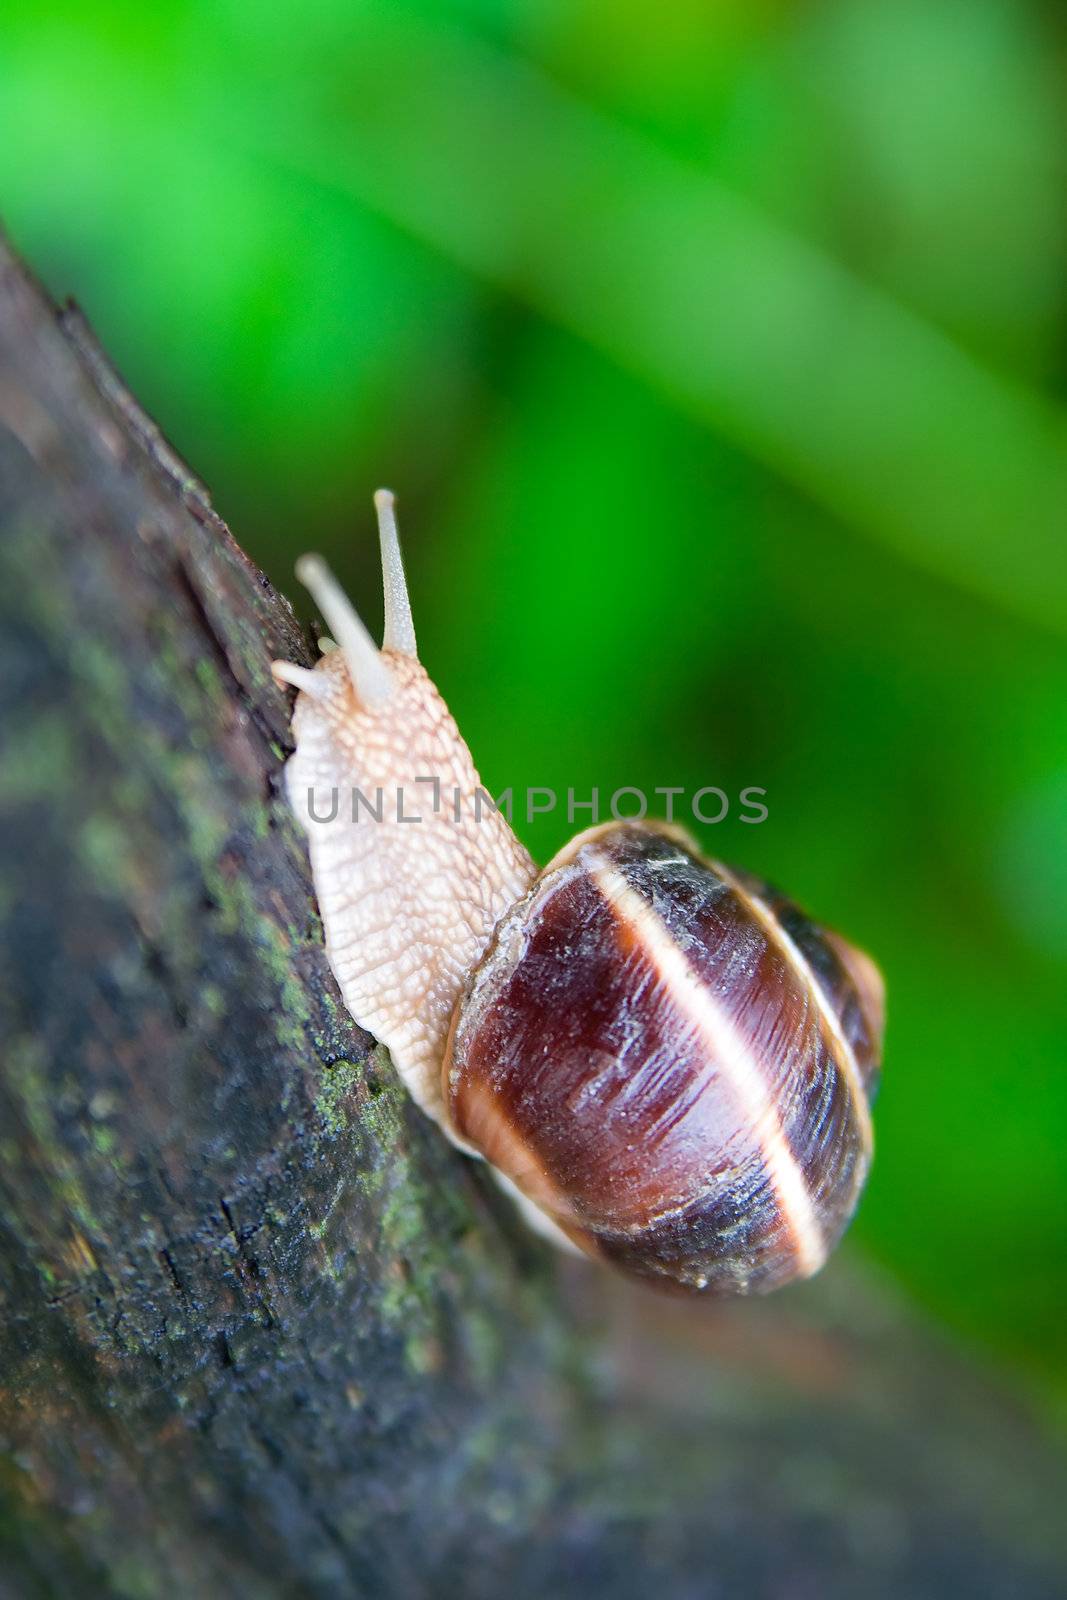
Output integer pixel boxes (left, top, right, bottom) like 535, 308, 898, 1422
271, 492, 884, 1295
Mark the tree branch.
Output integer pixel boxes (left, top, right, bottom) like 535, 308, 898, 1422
0, 231, 1064, 1599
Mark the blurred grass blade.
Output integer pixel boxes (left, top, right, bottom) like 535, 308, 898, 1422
257, 11, 1067, 634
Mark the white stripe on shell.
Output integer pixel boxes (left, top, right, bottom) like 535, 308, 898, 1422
711, 862, 874, 1162
587, 852, 827, 1281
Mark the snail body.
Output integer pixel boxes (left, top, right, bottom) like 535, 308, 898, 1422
272, 494, 884, 1296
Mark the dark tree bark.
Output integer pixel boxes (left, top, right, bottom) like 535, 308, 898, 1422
0, 230, 1064, 1600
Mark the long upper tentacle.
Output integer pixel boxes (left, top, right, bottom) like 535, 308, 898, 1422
294, 552, 394, 705
376, 488, 417, 657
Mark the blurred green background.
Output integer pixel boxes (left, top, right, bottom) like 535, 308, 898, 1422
3, 0, 1066, 1409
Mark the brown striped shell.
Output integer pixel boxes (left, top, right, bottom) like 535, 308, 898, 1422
444, 821, 884, 1296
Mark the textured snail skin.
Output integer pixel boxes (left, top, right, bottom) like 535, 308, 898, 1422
445, 821, 883, 1295
281, 647, 534, 1127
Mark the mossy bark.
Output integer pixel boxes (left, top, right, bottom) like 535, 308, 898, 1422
0, 232, 1064, 1600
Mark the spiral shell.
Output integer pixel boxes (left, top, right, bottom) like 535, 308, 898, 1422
445, 821, 884, 1294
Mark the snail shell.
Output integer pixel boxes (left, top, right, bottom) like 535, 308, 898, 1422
446, 821, 882, 1294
